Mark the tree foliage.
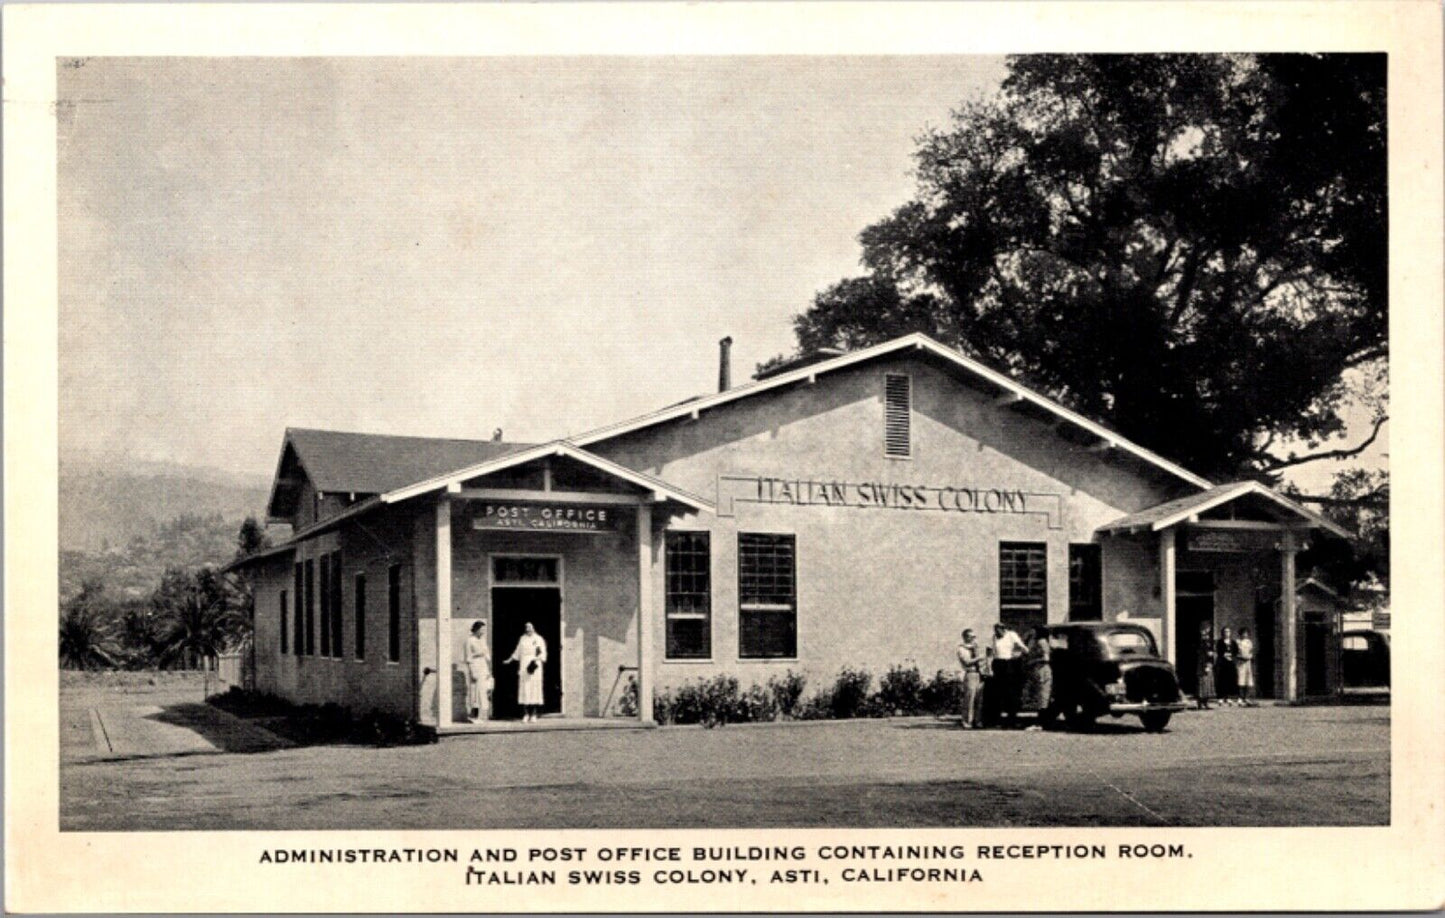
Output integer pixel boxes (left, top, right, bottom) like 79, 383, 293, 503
150, 566, 249, 669
59, 579, 122, 670
786, 54, 1386, 479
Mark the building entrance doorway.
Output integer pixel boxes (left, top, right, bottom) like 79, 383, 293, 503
1303, 613, 1331, 696
1175, 571, 1215, 696
491, 588, 562, 719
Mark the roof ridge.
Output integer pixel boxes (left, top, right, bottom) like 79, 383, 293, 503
287, 426, 531, 446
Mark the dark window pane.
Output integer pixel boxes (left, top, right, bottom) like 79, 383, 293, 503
331, 552, 344, 657
493, 556, 559, 584
304, 560, 315, 655
319, 554, 331, 657
293, 564, 305, 656
279, 591, 289, 655
354, 573, 366, 661
739, 533, 797, 658
387, 564, 402, 663
1068, 543, 1102, 621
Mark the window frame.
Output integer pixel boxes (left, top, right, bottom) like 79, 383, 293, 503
998, 541, 1048, 631
664, 530, 712, 661
737, 531, 798, 661
293, 563, 305, 656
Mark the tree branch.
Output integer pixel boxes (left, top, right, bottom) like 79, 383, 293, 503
1261, 415, 1388, 471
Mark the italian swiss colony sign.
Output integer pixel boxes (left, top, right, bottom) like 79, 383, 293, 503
718, 475, 1064, 529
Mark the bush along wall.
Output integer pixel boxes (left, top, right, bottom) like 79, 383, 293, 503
653, 665, 964, 727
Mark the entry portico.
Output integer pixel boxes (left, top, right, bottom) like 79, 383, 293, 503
1099, 482, 1351, 701
386, 441, 711, 732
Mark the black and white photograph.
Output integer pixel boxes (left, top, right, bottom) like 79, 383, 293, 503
6, 2, 1443, 913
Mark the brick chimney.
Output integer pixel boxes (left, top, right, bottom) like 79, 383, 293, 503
718, 336, 733, 392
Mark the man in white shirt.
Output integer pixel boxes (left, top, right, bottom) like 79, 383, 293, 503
987, 622, 1027, 728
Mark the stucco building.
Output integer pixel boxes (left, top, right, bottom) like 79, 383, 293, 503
232, 334, 1348, 732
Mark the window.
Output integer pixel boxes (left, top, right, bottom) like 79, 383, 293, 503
738, 533, 797, 659
387, 564, 402, 663
884, 373, 912, 458
354, 573, 366, 661
318, 554, 332, 657
999, 542, 1047, 631
492, 556, 559, 584
293, 564, 304, 656
665, 532, 711, 659
304, 559, 316, 655
279, 590, 289, 655
330, 552, 344, 657
1068, 544, 1102, 621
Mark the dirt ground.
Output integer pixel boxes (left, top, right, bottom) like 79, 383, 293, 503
60, 677, 1389, 830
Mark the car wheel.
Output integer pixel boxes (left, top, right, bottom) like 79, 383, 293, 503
1139, 711, 1172, 733
1065, 704, 1095, 730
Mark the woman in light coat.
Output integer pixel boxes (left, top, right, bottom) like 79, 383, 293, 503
505, 622, 548, 723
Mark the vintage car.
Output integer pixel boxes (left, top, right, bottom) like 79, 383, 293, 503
1340, 628, 1391, 690
1037, 622, 1188, 732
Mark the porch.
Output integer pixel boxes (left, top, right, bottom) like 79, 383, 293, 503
395, 441, 712, 733
1099, 481, 1352, 702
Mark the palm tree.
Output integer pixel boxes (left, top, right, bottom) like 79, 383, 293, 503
151, 567, 247, 672
59, 579, 121, 670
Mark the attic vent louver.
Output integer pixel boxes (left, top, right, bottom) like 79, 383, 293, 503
884, 373, 912, 458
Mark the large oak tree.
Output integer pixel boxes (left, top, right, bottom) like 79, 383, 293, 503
779, 54, 1386, 481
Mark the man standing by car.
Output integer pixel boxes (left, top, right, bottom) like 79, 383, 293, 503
987, 622, 1028, 728
956, 628, 986, 728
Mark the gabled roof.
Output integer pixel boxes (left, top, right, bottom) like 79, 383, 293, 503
570, 333, 1212, 490
1097, 481, 1352, 539
381, 440, 712, 512
267, 428, 532, 518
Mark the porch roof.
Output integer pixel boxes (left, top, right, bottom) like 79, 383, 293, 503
1097, 481, 1352, 540
380, 440, 713, 512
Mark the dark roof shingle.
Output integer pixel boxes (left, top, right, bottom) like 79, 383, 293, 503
286, 428, 531, 495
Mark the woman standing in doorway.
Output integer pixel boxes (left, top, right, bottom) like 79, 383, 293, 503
1196, 623, 1217, 710
505, 621, 548, 723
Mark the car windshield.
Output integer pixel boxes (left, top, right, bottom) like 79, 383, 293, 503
1104, 630, 1155, 656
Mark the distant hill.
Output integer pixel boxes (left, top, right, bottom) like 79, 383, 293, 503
60, 458, 271, 553
58, 458, 279, 602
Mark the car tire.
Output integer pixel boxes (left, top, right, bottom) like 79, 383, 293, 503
1139, 711, 1172, 733
1065, 704, 1095, 730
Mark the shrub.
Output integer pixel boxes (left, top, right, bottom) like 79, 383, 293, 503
736, 682, 779, 722
922, 669, 965, 715
767, 670, 807, 718
616, 673, 639, 718
875, 664, 927, 716
828, 667, 874, 719
654, 674, 745, 727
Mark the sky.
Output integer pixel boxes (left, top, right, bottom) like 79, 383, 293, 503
57, 55, 1382, 491
58, 56, 1006, 478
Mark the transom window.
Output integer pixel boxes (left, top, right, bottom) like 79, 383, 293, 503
492, 556, 559, 585
738, 533, 797, 659
665, 532, 711, 660
999, 542, 1047, 631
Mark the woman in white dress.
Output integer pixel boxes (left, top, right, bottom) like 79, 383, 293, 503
464, 621, 492, 724
504, 622, 547, 723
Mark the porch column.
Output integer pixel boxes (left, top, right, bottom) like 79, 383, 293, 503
636, 501, 655, 724
1159, 527, 1177, 665
1280, 531, 1299, 702
436, 497, 453, 727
